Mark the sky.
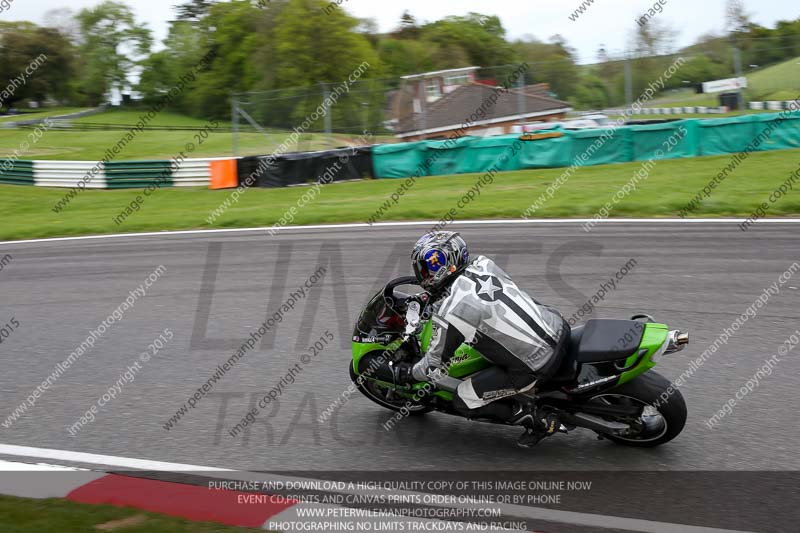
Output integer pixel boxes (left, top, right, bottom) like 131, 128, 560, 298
2, 0, 798, 64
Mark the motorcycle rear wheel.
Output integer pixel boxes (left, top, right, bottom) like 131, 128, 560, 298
588, 371, 687, 447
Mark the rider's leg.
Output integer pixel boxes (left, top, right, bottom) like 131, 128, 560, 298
452, 344, 566, 447
452, 365, 534, 418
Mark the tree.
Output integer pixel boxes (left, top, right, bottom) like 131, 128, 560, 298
137, 19, 212, 113
420, 13, 516, 68
748, 24, 785, 67
175, 0, 217, 22
725, 0, 751, 35
378, 38, 439, 77
189, 0, 266, 117
572, 75, 610, 110
774, 19, 800, 60
356, 18, 380, 46
75, 1, 152, 105
396, 10, 420, 40
268, 0, 382, 130
0, 23, 77, 107
631, 19, 677, 58
679, 55, 727, 85
42, 8, 81, 43
514, 36, 579, 99
272, 0, 380, 86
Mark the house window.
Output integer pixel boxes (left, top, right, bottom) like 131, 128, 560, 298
426, 80, 441, 101
444, 74, 469, 86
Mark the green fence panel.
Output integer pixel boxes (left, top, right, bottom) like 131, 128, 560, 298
569, 127, 633, 166
460, 135, 523, 173
372, 141, 429, 179
697, 113, 763, 156
424, 136, 481, 176
104, 160, 173, 189
631, 119, 697, 161
0, 160, 35, 185
516, 134, 573, 169
753, 111, 800, 151
373, 112, 800, 180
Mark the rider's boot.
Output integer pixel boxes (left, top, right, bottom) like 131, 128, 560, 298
511, 405, 560, 448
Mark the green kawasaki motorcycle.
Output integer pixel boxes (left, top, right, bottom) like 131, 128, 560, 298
350, 276, 689, 447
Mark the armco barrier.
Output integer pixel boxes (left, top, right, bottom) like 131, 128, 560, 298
175, 158, 223, 187
372, 110, 800, 179
34, 161, 107, 188
0, 158, 217, 188
0, 160, 35, 185
104, 160, 173, 189
1, 151, 367, 190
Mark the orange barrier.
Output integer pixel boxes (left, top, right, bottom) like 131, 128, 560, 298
209, 159, 238, 189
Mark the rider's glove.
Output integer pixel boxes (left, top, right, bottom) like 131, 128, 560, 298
390, 361, 414, 385
405, 300, 422, 335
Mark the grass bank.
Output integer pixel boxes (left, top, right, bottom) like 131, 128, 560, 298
0, 495, 268, 533
0, 110, 391, 161
1, 148, 799, 242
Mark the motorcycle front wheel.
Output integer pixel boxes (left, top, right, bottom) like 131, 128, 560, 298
348, 363, 433, 415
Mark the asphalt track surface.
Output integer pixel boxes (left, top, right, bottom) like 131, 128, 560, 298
1, 220, 799, 532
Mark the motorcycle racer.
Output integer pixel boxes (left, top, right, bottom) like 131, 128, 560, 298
396, 231, 570, 447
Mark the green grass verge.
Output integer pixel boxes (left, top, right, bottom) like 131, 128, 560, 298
0, 495, 268, 532
2, 148, 799, 242
0, 110, 393, 161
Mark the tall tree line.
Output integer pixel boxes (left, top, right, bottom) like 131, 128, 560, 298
1, 0, 798, 116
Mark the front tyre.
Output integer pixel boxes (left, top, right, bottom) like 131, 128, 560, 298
348, 362, 432, 415
589, 371, 687, 447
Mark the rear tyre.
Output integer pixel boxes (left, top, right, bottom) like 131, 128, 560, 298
348, 362, 432, 415
589, 371, 687, 447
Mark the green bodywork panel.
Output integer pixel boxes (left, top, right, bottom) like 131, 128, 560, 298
412, 318, 493, 379
446, 345, 493, 378
352, 319, 489, 403
420, 318, 493, 378
352, 320, 670, 396
617, 323, 669, 385
419, 320, 433, 350
351, 339, 402, 374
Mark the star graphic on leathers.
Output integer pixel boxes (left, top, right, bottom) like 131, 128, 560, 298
476, 276, 501, 299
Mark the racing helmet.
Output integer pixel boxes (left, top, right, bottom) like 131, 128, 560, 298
411, 231, 469, 291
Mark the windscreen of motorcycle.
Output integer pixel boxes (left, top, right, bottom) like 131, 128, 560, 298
354, 291, 405, 342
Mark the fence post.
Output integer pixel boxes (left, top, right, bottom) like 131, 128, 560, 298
734, 47, 745, 110
322, 82, 332, 147
624, 56, 633, 108
231, 98, 240, 157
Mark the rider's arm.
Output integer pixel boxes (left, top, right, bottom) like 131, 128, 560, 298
411, 315, 465, 382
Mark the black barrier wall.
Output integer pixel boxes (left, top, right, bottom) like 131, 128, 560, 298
237, 146, 374, 188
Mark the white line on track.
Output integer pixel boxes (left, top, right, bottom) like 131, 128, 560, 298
0, 458, 86, 471
1, 218, 799, 246
0, 443, 229, 472
0, 443, 758, 533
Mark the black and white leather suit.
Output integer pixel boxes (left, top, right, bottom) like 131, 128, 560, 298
411, 255, 569, 410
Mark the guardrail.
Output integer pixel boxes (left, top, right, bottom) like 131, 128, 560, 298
601, 101, 800, 115
0, 158, 224, 188
34, 161, 107, 188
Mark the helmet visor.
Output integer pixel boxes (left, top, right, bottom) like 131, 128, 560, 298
413, 259, 431, 286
